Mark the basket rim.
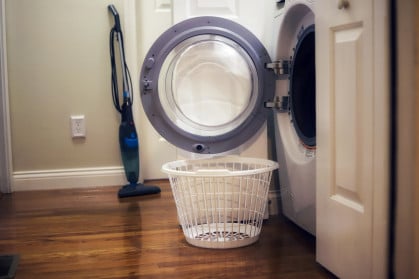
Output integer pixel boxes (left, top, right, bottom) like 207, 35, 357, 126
161, 156, 279, 177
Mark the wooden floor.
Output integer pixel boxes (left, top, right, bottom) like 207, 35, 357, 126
0, 180, 336, 279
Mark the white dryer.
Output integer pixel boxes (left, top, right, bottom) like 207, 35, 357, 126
139, 0, 316, 235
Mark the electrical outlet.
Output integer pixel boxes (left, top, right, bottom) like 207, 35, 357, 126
70, 115, 86, 138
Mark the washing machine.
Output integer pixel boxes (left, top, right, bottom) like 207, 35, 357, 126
139, 0, 316, 235
271, 0, 316, 235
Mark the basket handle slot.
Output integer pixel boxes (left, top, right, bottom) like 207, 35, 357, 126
195, 169, 233, 176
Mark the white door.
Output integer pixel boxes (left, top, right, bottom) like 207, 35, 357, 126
136, 0, 177, 180
316, 0, 389, 278
172, 0, 275, 49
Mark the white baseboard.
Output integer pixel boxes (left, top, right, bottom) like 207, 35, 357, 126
12, 166, 126, 191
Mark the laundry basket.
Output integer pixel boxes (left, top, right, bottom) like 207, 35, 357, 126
162, 156, 278, 249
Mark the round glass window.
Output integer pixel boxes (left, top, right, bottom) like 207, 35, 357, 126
158, 35, 259, 137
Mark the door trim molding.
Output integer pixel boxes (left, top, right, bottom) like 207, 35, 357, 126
0, 0, 12, 193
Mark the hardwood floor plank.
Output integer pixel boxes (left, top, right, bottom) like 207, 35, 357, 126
0, 180, 335, 279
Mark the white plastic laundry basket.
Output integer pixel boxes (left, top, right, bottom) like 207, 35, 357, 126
162, 156, 278, 249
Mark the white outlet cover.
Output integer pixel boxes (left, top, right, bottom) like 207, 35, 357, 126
70, 115, 86, 138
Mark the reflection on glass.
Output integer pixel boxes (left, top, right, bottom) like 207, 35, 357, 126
159, 35, 258, 137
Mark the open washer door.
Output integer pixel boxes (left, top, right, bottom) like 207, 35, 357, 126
140, 16, 275, 154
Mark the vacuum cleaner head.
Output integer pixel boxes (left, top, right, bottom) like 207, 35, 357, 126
118, 183, 161, 198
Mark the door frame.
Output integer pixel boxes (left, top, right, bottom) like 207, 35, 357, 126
393, 0, 419, 277
0, 0, 12, 194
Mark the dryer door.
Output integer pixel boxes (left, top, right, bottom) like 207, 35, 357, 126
140, 16, 275, 154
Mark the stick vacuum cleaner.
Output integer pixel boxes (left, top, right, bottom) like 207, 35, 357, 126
108, 5, 161, 198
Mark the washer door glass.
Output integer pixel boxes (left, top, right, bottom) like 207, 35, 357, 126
159, 35, 258, 137
141, 17, 275, 154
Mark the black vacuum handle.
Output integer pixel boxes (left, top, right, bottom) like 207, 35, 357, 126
108, 4, 121, 32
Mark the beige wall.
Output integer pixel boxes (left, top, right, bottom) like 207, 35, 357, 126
6, 0, 125, 171
5, 0, 274, 182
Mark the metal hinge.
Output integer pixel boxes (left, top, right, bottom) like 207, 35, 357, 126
266, 60, 290, 79
265, 96, 289, 112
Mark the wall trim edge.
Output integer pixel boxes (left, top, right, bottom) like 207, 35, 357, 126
12, 166, 126, 191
